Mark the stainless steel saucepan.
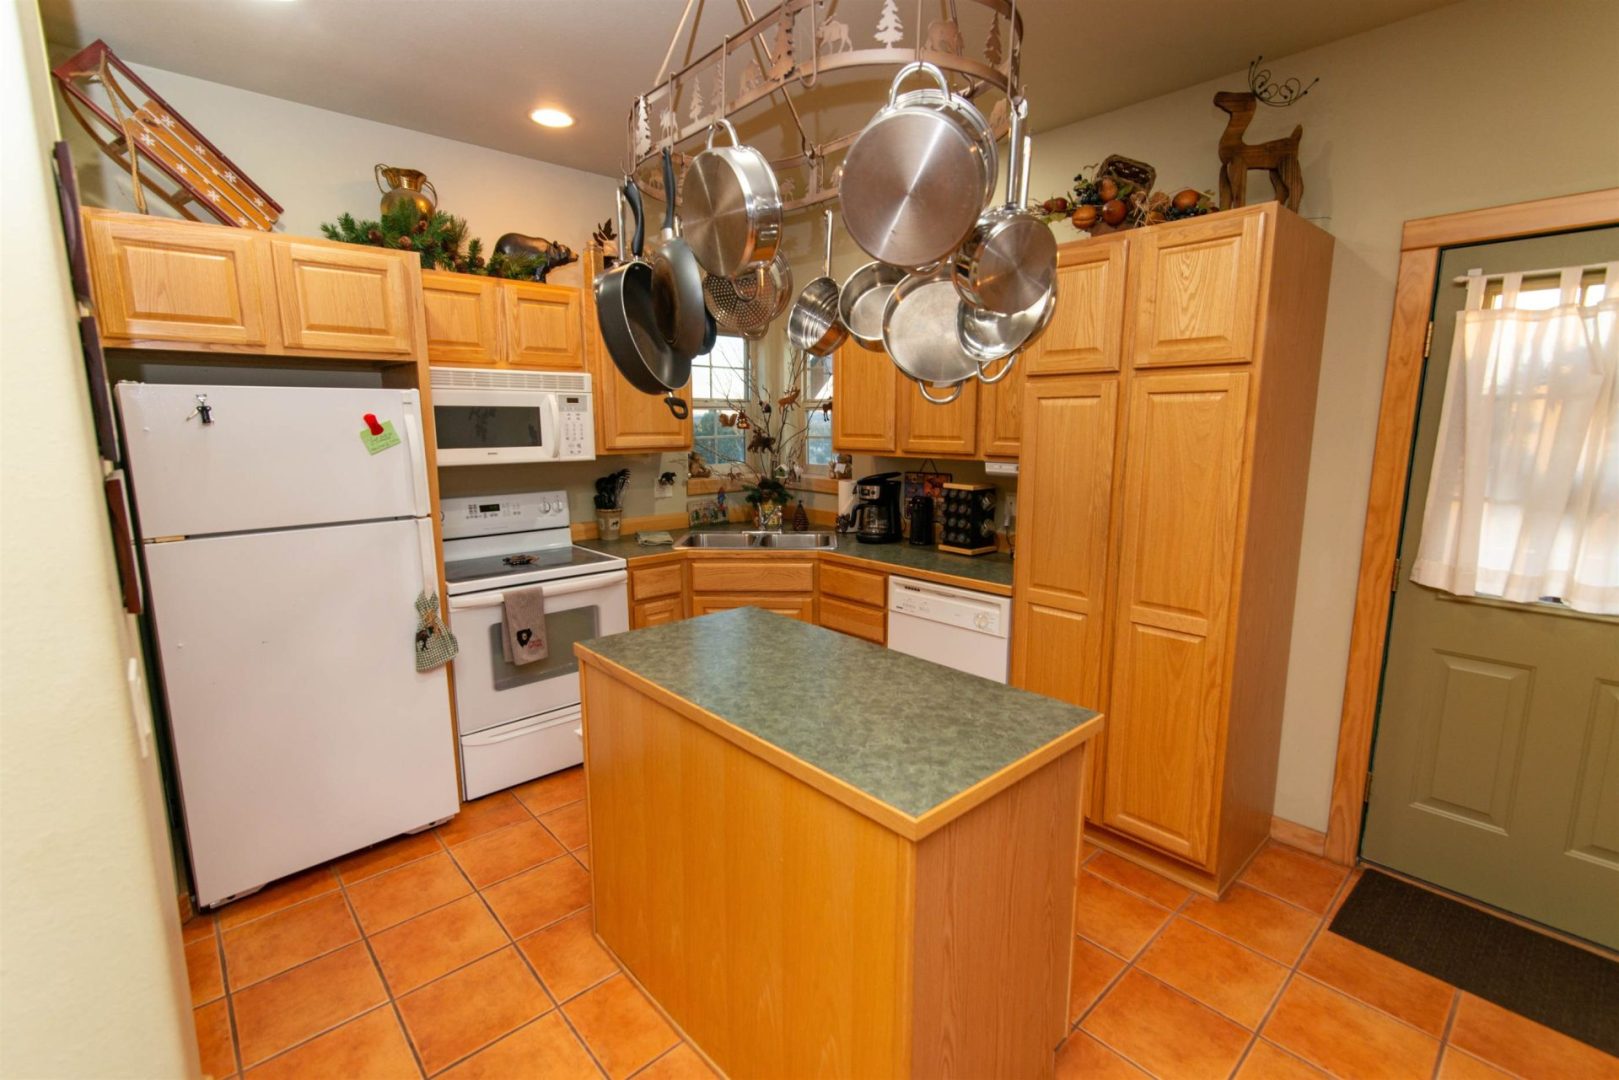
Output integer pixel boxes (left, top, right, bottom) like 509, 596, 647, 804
957, 131, 1056, 365
787, 209, 848, 356
838, 260, 908, 346
881, 263, 982, 403
953, 98, 1056, 317
682, 118, 783, 277
838, 62, 997, 270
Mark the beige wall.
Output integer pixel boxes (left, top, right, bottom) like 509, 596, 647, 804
0, 2, 196, 1076
1022, 0, 1619, 829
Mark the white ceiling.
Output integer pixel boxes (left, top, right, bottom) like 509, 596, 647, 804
41, 0, 1454, 178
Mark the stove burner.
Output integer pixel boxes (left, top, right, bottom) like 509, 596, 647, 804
502, 554, 539, 566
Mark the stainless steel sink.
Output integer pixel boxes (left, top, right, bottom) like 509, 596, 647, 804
676, 531, 837, 550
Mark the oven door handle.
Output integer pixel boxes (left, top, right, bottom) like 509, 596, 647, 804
448, 570, 628, 610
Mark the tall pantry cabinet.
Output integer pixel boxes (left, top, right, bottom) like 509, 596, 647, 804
1012, 203, 1334, 895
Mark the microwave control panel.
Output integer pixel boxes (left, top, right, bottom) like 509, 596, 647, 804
557, 395, 594, 460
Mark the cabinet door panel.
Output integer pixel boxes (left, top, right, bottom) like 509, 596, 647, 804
504, 281, 583, 369
1131, 211, 1264, 368
87, 213, 270, 347
832, 341, 897, 453
421, 270, 501, 365
689, 594, 814, 622
270, 240, 416, 354
898, 378, 978, 457
582, 250, 690, 451
633, 595, 685, 628
1023, 240, 1127, 375
818, 596, 886, 643
976, 354, 1026, 458
1102, 370, 1249, 865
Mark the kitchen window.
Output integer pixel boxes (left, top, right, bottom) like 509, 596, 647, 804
803, 351, 833, 468
692, 335, 748, 468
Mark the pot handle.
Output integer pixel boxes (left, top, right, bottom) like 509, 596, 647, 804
977, 353, 1018, 385
664, 393, 690, 420
622, 178, 645, 258
705, 117, 741, 151
661, 148, 677, 233
887, 62, 951, 107
1005, 97, 1026, 210
915, 378, 964, 405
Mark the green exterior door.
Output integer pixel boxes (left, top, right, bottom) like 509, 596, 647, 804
1362, 227, 1619, 950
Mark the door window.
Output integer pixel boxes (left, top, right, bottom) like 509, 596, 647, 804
487, 605, 597, 691
435, 405, 542, 450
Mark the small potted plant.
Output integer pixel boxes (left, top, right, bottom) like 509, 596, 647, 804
743, 475, 792, 531
593, 468, 629, 540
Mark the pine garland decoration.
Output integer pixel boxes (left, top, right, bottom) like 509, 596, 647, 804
319, 204, 546, 279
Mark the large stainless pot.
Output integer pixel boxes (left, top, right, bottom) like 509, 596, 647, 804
681, 119, 783, 277
952, 98, 1056, 317
839, 62, 997, 270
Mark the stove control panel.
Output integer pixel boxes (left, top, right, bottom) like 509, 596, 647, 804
441, 492, 571, 539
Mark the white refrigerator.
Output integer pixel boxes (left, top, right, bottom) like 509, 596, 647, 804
116, 382, 459, 908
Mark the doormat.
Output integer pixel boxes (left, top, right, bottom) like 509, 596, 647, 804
1330, 869, 1619, 1056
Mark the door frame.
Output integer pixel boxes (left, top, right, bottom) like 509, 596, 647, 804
1323, 187, 1619, 865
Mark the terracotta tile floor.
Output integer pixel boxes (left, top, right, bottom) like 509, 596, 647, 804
183, 773, 1619, 1079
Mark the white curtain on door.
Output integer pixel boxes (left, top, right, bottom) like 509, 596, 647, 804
1412, 263, 1619, 614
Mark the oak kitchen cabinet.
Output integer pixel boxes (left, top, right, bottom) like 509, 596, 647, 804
830, 339, 898, 454
628, 560, 686, 630
84, 209, 423, 360
1011, 203, 1334, 895
420, 270, 582, 370
831, 339, 1013, 460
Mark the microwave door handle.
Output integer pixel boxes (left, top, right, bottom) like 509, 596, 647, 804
448, 569, 629, 610
544, 396, 562, 460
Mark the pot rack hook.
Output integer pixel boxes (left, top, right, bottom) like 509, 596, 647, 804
799, 0, 821, 89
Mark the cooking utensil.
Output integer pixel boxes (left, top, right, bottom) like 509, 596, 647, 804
953, 98, 1055, 316
682, 118, 783, 276
594, 179, 690, 419
956, 132, 1056, 364
839, 62, 997, 269
703, 252, 793, 339
651, 147, 708, 362
787, 209, 847, 356
838, 260, 907, 346
881, 263, 981, 403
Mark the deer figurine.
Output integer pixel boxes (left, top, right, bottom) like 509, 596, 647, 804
1214, 58, 1316, 211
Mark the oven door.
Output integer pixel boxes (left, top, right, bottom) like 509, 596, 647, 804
448, 570, 628, 735
432, 387, 558, 466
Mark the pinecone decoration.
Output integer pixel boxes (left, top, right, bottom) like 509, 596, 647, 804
367, 228, 384, 244
792, 499, 809, 531
397, 235, 415, 249
415, 218, 430, 235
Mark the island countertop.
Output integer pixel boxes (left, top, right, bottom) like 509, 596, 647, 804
576, 606, 1100, 838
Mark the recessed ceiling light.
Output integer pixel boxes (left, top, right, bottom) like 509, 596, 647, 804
529, 108, 574, 129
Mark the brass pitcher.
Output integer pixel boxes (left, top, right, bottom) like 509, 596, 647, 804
375, 165, 437, 217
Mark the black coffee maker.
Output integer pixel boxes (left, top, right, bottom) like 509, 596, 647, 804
852, 472, 902, 544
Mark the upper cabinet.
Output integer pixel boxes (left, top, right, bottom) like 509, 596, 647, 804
84, 209, 423, 361
504, 281, 584, 370
831, 340, 898, 454
269, 239, 417, 355
976, 354, 1026, 460
85, 210, 273, 349
898, 377, 978, 457
580, 248, 691, 453
420, 270, 503, 365
1024, 239, 1128, 376
1130, 211, 1264, 368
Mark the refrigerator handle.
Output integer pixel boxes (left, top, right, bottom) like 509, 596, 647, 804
401, 409, 430, 517
416, 517, 440, 596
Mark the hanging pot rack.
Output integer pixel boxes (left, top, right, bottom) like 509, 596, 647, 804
625, 0, 1024, 214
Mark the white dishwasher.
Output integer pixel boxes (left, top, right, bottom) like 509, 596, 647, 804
886, 575, 1012, 683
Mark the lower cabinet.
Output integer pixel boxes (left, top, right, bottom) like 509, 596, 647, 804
632, 595, 685, 629
816, 559, 888, 644
690, 593, 815, 622
629, 561, 685, 629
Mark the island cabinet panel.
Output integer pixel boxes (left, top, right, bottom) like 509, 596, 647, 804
897, 377, 978, 457
582, 247, 692, 452
503, 280, 584, 369
831, 340, 897, 453
86, 212, 272, 348
1023, 238, 1128, 376
420, 269, 502, 365
1130, 210, 1264, 369
269, 239, 419, 355
1101, 370, 1248, 865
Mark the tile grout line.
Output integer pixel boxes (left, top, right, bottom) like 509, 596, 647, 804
1069, 887, 1196, 1074
332, 869, 430, 1079
1430, 991, 1463, 1080
213, 915, 246, 1080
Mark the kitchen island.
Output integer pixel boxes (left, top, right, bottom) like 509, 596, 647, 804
575, 608, 1102, 1079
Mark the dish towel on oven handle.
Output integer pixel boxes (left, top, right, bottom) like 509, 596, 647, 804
414, 591, 459, 672
501, 584, 549, 665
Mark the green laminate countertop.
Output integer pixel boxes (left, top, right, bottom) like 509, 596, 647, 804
576, 524, 1014, 591
576, 607, 1099, 826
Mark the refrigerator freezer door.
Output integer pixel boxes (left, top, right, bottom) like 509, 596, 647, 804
144, 517, 457, 907
116, 383, 429, 538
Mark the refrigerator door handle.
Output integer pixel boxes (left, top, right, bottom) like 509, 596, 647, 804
416, 517, 440, 596
401, 408, 430, 517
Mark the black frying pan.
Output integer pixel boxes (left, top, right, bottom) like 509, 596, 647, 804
595, 178, 689, 419
652, 148, 708, 363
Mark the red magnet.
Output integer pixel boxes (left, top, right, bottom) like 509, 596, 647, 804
363, 413, 384, 436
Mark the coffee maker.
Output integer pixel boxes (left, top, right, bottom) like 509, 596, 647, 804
852, 472, 902, 544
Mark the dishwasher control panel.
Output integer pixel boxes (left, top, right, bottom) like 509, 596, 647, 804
889, 580, 1005, 636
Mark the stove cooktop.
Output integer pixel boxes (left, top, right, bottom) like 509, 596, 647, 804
443, 544, 622, 594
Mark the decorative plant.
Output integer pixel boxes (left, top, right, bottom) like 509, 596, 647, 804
713, 349, 831, 488
742, 476, 791, 509
593, 469, 630, 511
320, 203, 549, 279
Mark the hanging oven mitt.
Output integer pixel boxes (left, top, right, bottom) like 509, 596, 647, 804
414, 591, 458, 672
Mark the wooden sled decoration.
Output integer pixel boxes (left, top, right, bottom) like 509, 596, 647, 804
53, 40, 282, 230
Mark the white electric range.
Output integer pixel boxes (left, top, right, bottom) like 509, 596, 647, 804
442, 492, 627, 799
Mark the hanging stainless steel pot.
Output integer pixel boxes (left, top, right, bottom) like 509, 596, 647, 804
681, 118, 783, 276
956, 131, 1057, 364
839, 62, 997, 270
953, 98, 1056, 316
881, 263, 981, 403
838, 260, 908, 346
787, 209, 848, 356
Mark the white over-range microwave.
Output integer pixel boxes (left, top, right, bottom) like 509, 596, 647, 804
429, 367, 595, 465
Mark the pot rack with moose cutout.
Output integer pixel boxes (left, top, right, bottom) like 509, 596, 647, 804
625, 0, 1024, 211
